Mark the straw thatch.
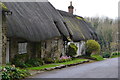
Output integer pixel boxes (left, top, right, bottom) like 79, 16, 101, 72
3, 2, 98, 42
58, 10, 99, 41
4, 2, 70, 42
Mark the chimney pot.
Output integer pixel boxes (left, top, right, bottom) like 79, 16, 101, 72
68, 1, 74, 14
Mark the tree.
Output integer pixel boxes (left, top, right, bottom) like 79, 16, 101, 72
85, 17, 118, 52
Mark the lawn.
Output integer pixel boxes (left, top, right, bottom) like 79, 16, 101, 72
91, 54, 104, 61
111, 55, 120, 58
57, 58, 88, 65
27, 59, 88, 70
27, 64, 60, 70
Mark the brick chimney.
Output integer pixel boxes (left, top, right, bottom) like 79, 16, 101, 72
68, 1, 74, 14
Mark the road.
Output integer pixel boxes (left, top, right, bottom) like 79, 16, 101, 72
29, 58, 118, 78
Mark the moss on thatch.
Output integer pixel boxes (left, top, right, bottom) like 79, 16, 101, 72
0, 2, 8, 10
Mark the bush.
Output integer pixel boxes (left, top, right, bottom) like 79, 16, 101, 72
43, 58, 54, 64
102, 52, 110, 58
85, 40, 101, 56
1, 65, 30, 80
25, 58, 44, 67
12, 54, 44, 68
12, 54, 29, 68
111, 52, 120, 58
66, 43, 78, 57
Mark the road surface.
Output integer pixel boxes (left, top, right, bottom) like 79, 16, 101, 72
29, 58, 118, 78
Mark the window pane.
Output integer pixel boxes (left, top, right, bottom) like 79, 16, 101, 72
18, 43, 27, 54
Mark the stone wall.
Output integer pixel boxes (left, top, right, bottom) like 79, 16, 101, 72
27, 42, 41, 59
7, 38, 64, 63
9, 38, 18, 62
8, 41, 42, 62
0, 14, 8, 65
41, 38, 64, 59
0, 14, 2, 65
2, 20, 8, 64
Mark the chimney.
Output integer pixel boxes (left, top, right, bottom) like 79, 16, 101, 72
68, 1, 74, 14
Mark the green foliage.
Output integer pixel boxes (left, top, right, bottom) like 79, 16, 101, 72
85, 40, 101, 56
12, 54, 44, 68
27, 59, 88, 70
78, 55, 97, 60
12, 54, 29, 68
66, 43, 78, 57
54, 58, 72, 63
27, 64, 60, 70
0, 2, 8, 10
111, 52, 120, 58
86, 17, 118, 52
58, 59, 88, 65
43, 58, 54, 64
26, 58, 44, 67
91, 54, 104, 61
1, 66, 30, 80
102, 52, 111, 58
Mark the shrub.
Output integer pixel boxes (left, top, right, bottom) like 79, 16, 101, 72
111, 52, 120, 58
43, 58, 54, 64
66, 43, 78, 57
25, 58, 44, 67
85, 40, 101, 56
102, 52, 110, 58
1, 65, 30, 80
12, 54, 29, 68
12, 54, 44, 68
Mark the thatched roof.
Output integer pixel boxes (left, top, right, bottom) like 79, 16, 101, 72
58, 10, 99, 41
4, 2, 70, 42
3, 2, 98, 42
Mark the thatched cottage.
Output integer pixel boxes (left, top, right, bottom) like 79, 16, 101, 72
1, 1, 98, 64
58, 2, 98, 56
3, 2, 71, 64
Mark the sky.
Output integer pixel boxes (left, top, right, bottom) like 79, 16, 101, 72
48, 0, 119, 19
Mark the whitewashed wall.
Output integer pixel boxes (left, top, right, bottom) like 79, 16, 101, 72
68, 41, 85, 56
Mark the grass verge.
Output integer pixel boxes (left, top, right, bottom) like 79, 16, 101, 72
27, 59, 88, 70
57, 59, 88, 65
110, 55, 120, 58
91, 54, 104, 61
110, 52, 120, 58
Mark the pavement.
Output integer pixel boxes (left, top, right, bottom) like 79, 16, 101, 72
28, 58, 119, 78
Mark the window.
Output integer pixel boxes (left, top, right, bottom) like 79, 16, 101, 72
45, 42, 47, 49
54, 39, 58, 51
18, 43, 27, 54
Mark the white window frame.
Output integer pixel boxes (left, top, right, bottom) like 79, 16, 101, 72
18, 43, 27, 54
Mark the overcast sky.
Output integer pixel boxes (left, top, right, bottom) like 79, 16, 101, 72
49, 0, 119, 19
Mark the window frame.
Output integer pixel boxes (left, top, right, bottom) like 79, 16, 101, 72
18, 42, 27, 54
